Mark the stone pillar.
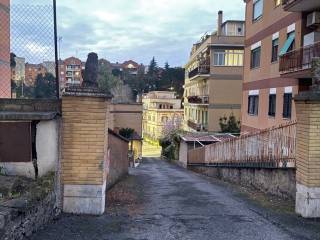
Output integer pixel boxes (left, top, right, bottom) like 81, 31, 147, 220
295, 58, 320, 218
61, 87, 111, 215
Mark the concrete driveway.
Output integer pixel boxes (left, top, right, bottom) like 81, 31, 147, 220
29, 158, 320, 240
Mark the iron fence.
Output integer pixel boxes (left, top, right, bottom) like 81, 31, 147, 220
188, 122, 297, 168
279, 42, 320, 74
0, 0, 59, 100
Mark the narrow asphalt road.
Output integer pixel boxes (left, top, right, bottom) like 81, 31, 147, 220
29, 158, 320, 240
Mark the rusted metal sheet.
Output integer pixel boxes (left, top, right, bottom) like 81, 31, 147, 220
188, 121, 297, 168
0, 122, 32, 162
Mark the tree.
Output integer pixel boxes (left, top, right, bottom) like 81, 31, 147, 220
159, 127, 184, 161
219, 114, 241, 133
119, 128, 135, 139
97, 59, 119, 94
127, 64, 147, 95
83, 52, 99, 87
10, 53, 16, 69
146, 57, 160, 91
34, 73, 56, 99
162, 114, 183, 137
164, 62, 170, 71
156, 63, 185, 97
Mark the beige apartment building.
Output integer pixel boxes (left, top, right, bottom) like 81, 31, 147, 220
241, 0, 319, 133
183, 11, 245, 133
109, 103, 143, 160
142, 91, 183, 142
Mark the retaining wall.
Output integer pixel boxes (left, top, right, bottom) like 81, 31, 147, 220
0, 175, 61, 240
189, 166, 296, 199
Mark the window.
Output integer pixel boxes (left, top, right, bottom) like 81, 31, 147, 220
274, 0, 281, 7
283, 93, 292, 118
213, 50, 244, 66
271, 38, 279, 62
214, 51, 225, 66
268, 94, 276, 117
279, 31, 295, 55
162, 116, 168, 123
251, 47, 261, 68
248, 95, 259, 115
253, 0, 263, 21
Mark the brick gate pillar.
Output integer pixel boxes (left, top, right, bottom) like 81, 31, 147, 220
295, 58, 320, 218
61, 87, 111, 215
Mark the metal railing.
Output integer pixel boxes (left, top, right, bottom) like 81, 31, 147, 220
187, 95, 209, 104
279, 42, 320, 74
187, 120, 202, 132
187, 120, 208, 132
188, 122, 297, 168
188, 57, 210, 79
282, 0, 295, 6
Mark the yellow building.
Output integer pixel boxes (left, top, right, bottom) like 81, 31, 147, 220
184, 11, 244, 133
142, 91, 184, 143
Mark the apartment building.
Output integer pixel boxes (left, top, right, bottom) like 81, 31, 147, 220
25, 63, 47, 87
111, 60, 140, 78
109, 103, 143, 160
241, 0, 320, 133
12, 57, 25, 84
183, 11, 245, 132
59, 57, 83, 88
0, 0, 10, 98
42, 61, 56, 77
142, 91, 184, 142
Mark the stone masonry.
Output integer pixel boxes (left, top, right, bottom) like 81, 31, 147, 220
61, 87, 111, 215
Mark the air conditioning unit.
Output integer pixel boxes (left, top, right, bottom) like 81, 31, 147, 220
307, 11, 320, 28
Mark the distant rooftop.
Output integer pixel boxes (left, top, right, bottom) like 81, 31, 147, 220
180, 133, 236, 143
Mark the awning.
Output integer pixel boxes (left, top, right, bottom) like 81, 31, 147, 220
279, 34, 295, 56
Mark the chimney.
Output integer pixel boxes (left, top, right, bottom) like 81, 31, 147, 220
217, 10, 223, 36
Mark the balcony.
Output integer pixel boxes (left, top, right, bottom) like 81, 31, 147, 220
282, 0, 320, 12
66, 80, 81, 85
187, 120, 202, 132
187, 120, 208, 132
188, 57, 210, 80
279, 42, 320, 77
187, 95, 209, 105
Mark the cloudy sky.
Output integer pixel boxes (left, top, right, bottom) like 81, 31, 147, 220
12, 0, 245, 67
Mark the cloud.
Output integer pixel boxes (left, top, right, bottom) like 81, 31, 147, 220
11, 0, 245, 67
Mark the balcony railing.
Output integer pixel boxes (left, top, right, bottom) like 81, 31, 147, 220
279, 42, 320, 74
188, 65, 210, 79
187, 95, 209, 104
187, 120, 208, 132
188, 56, 210, 79
282, 0, 298, 7
187, 120, 202, 131
282, 0, 319, 12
